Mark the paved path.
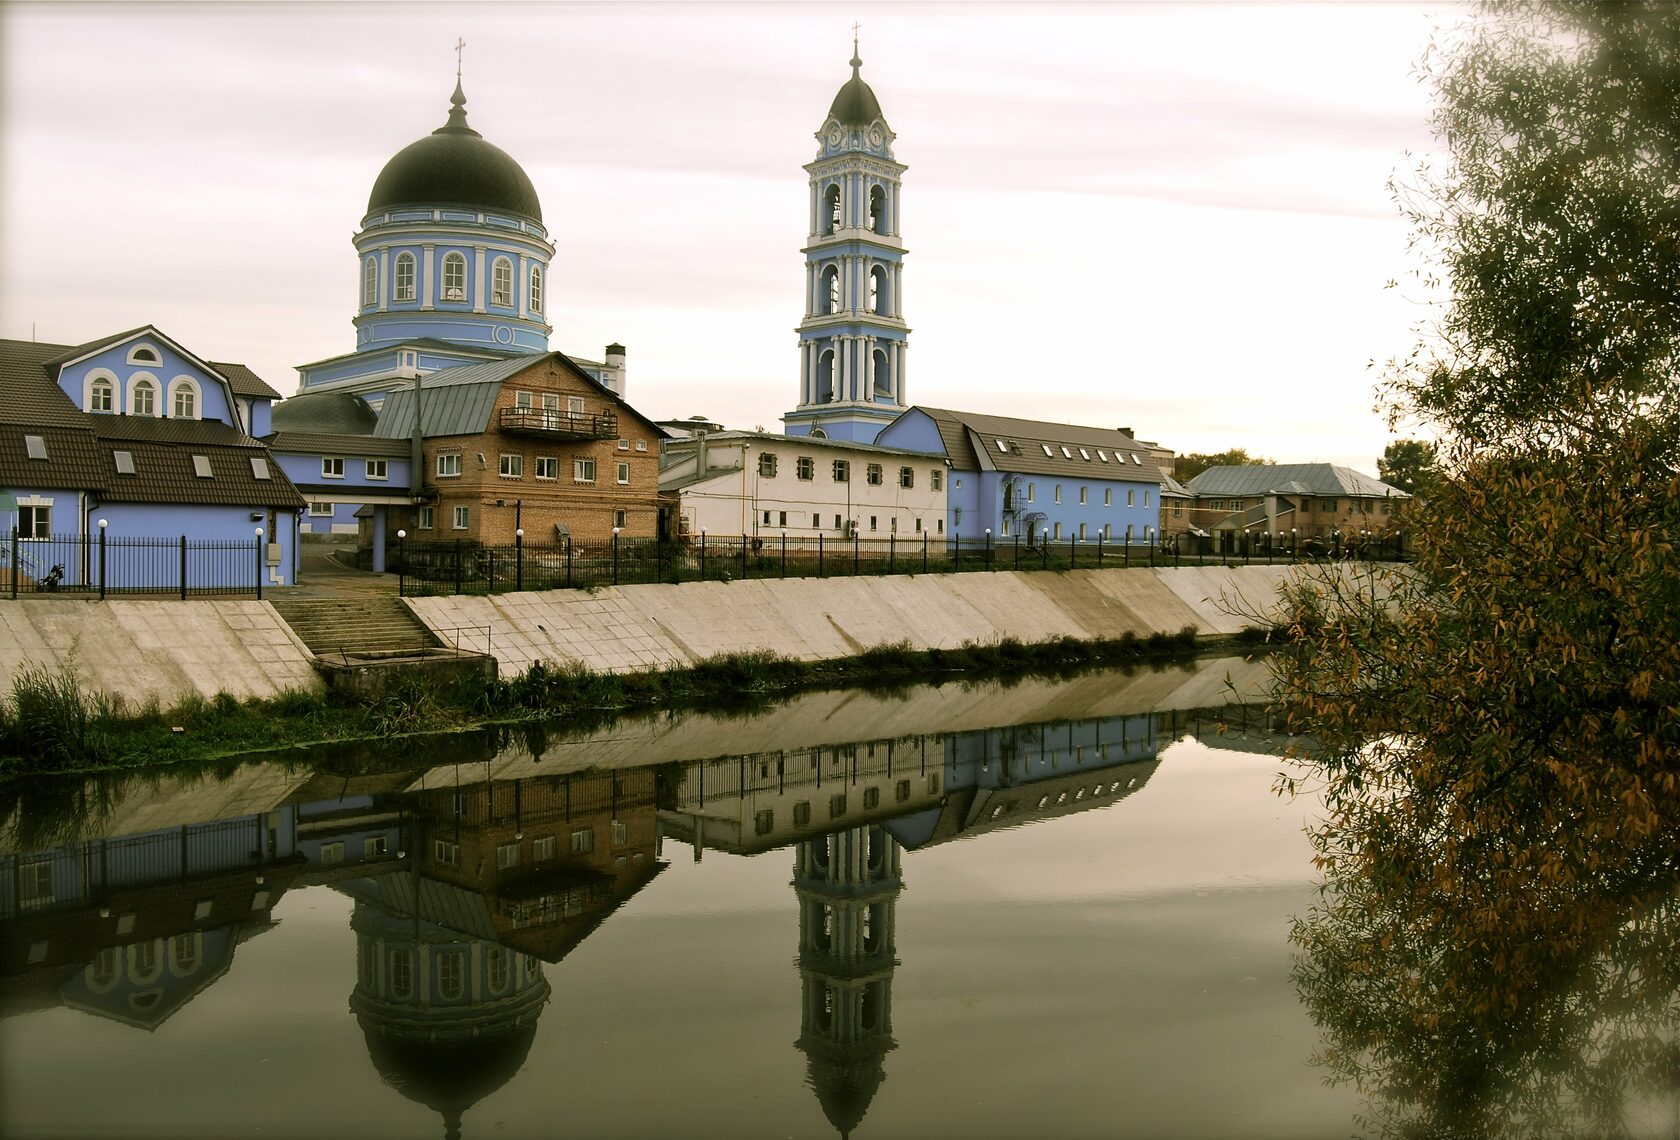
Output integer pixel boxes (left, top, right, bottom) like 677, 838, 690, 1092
288, 542, 400, 600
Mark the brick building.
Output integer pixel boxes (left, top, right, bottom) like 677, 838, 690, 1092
369, 352, 668, 548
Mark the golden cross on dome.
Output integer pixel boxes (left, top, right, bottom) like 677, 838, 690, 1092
455, 37, 466, 79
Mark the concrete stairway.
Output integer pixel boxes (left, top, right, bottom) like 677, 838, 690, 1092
268, 595, 438, 659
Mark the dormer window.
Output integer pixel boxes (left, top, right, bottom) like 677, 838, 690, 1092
393, 253, 416, 302
132, 379, 156, 416
441, 252, 467, 302
491, 257, 513, 307
169, 379, 198, 419
90, 378, 113, 413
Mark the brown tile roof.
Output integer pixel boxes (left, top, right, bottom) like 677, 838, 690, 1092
0, 338, 87, 428
93, 421, 304, 509
0, 425, 107, 492
209, 361, 284, 401
267, 431, 413, 457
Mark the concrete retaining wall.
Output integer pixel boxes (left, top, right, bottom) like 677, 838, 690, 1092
0, 599, 321, 709
406, 563, 1394, 679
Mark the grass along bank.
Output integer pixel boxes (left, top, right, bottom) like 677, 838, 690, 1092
0, 628, 1217, 777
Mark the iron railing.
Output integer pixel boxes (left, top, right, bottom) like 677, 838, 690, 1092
7, 530, 270, 600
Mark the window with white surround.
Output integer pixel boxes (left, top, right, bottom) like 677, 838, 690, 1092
90, 378, 113, 413
433, 839, 460, 866
1144, 490, 1151, 507
439, 950, 465, 1000
497, 842, 521, 869
418, 506, 435, 529
363, 258, 378, 306
529, 264, 543, 312
515, 390, 532, 409
322, 457, 345, 478
309, 502, 334, 517
127, 345, 162, 365
499, 453, 523, 478
366, 459, 386, 480
617, 437, 629, 451
571, 828, 593, 854
492, 257, 513, 306
899, 466, 914, 488
532, 835, 556, 861
1127, 490, 1135, 507
441, 252, 467, 301
393, 253, 416, 301
636, 439, 648, 452
1054, 485, 1062, 504
437, 453, 462, 477
170, 380, 197, 419
1079, 487, 1087, 505
1104, 489, 1112, 507
616, 462, 630, 484
567, 396, 585, 414
535, 457, 557, 480
132, 379, 156, 416
931, 469, 943, 490
18, 505, 50, 539
453, 506, 469, 530
574, 458, 596, 483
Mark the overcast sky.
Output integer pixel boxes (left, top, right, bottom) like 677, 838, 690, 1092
1, 1, 1455, 472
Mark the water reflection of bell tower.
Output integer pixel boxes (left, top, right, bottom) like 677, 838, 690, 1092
793, 824, 901, 1137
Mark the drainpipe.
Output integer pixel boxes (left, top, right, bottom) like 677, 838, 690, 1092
410, 374, 424, 503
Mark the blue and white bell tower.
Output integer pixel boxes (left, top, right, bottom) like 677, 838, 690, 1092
783, 40, 909, 444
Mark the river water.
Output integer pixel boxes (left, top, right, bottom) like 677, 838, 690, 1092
2, 657, 1354, 1139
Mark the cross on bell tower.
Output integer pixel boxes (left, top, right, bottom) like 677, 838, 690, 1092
783, 41, 910, 443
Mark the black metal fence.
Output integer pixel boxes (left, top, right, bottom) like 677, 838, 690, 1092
7, 530, 270, 600
396, 529, 1408, 598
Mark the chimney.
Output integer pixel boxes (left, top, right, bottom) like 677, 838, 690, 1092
1118, 426, 1134, 438
603, 343, 627, 398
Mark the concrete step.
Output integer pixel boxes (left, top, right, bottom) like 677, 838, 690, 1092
269, 596, 438, 657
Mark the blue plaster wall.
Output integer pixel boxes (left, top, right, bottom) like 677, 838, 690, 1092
58, 341, 236, 425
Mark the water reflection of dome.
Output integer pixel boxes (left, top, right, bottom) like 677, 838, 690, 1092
350, 900, 549, 1140
360, 1021, 539, 1140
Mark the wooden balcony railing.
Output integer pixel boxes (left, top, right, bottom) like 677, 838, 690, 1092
499, 407, 618, 440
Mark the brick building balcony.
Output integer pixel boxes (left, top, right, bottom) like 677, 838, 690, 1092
499, 407, 618, 440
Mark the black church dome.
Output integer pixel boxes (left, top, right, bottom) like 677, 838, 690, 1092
828, 48, 885, 127
368, 82, 542, 222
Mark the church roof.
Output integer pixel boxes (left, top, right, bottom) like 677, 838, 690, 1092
828, 48, 885, 127
367, 82, 542, 222
271, 390, 378, 436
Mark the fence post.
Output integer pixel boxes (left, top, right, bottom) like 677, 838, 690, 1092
1014, 533, 1021, 570
817, 533, 824, 578
454, 539, 463, 595
9, 528, 16, 600
1097, 533, 1105, 568
781, 530, 787, 578
255, 528, 264, 602
740, 534, 748, 580
516, 528, 524, 591
98, 520, 108, 601
1148, 528, 1156, 568
1069, 533, 1076, 569
180, 535, 188, 600
566, 535, 574, 588
923, 530, 929, 574
853, 533, 859, 576
700, 531, 707, 581
889, 533, 895, 575
954, 533, 960, 572
487, 547, 496, 593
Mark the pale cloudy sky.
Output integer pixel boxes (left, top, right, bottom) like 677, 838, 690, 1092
0, 1, 1454, 473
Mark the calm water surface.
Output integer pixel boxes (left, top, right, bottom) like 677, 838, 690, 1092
2, 659, 1362, 1139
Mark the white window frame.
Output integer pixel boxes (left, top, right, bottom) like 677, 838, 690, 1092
169, 378, 200, 419
322, 457, 345, 479
88, 375, 114, 413
393, 252, 416, 302
529, 264, 544, 313
363, 258, 378, 306
574, 458, 596, 483
452, 505, 469, 530
436, 453, 462, 478
499, 453, 523, 478
616, 461, 630, 484
492, 257, 514, 306
417, 506, 435, 530
130, 376, 157, 417
535, 456, 558, 480
365, 459, 387, 480
441, 251, 467, 301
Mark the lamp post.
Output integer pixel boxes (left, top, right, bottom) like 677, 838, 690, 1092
1291, 527, 1298, 559
515, 527, 524, 591
984, 528, 992, 569
612, 526, 621, 585
396, 529, 406, 595
254, 526, 265, 601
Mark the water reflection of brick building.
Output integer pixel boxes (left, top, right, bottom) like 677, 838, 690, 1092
794, 824, 901, 1138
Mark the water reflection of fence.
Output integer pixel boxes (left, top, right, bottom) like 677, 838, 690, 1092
396, 531, 1405, 598
7, 530, 269, 600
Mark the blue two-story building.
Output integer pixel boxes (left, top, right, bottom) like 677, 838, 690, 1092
875, 406, 1164, 549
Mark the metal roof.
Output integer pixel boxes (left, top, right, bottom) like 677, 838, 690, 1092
1185, 463, 1410, 499
908, 406, 1163, 482
374, 352, 669, 440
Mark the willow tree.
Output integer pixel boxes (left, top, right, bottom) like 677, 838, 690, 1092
1277, 2, 1680, 1134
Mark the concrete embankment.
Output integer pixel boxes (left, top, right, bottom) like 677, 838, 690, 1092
0, 599, 321, 707
0, 562, 1398, 706
408, 562, 1392, 678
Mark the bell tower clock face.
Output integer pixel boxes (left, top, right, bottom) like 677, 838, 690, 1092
869, 126, 884, 148
828, 125, 843, 147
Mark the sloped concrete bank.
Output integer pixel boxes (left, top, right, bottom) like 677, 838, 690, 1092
406, 562, 1395, 679
0, 563, 1399, 707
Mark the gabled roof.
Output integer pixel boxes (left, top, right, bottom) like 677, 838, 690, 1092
374, 352, 667, 440
907, 406, 1162, 482
38, 325, 245, 404
209, 361, 283, 401
0, 339, 93, 428
1185, 463, 1410, 499
296, 336, 518, 373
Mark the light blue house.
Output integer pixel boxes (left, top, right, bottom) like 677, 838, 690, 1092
0, 326, 304, 590
875, 406, 1165, 549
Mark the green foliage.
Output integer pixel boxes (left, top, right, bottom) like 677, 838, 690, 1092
0, 664, 117, 772
1376, 438, 1438, 495
1279, 3, 1680, 1133
1174, 449, 1273, 483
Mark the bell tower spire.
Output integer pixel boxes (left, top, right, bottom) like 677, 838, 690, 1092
783, 43, 909, 443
